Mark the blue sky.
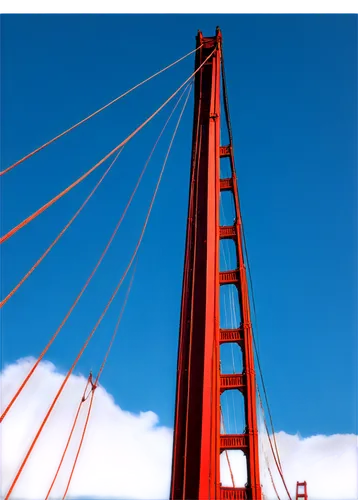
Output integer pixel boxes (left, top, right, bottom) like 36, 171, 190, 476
1, 11, 357, 457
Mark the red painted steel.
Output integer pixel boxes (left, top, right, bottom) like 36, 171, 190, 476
170, 28, 221, 500
220, 177, 234, 191
296, 481, 308, 500
219, 225, 237, 239
170, 28, 262, 500
220, 327, 244, 345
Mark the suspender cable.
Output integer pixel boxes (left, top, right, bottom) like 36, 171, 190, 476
258, 391, 292, 500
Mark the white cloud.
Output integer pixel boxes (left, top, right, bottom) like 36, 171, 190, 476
1, 358, 357, 500
221, 430, 358, 500
1, 358, 172, 499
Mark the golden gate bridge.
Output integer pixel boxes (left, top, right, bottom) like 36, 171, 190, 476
0, 28, 308, 500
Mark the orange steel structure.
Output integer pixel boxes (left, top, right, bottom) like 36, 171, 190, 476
296, 481, 308, 500
170, 28, 262, 500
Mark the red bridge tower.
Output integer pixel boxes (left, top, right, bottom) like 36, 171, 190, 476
170, 29, 263, 500
296, 481, 308, 500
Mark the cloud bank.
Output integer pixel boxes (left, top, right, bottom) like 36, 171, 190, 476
221, 430, 357, 500
1, 358, 357, 499
1, 358, 172, 499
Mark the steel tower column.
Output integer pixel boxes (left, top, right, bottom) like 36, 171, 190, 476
296, 481, 308, 500
170, 28, 262, 500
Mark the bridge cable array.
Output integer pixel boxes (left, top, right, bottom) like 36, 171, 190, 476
62, 383, 95, 499
0, 44, 202, 177
2, 43, 194, 498
44, 372, 95, 500
0, 48, 214, 245
0, 77, 192, 311
257, 390, 292, 500
4, 82, 191, 500
0, 83, 191, 423
0, 147, 124, 308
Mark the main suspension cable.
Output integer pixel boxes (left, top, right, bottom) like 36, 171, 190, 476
0, 49, 214, 245
0, 84, 190, 424
264, 453, 281, 500
3, 85, 191, 500
258, 390, 292, 500
0, 45, 202, 177
0, 148, 123, 308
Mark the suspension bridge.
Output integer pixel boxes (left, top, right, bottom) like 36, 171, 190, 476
1, 28, 309, 500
